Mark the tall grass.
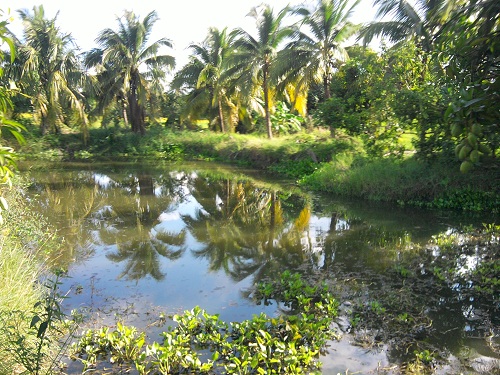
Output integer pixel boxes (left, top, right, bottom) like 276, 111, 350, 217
0, 238, 42, 312
301, 156, 499, 212
0, 240, 44, 374
312, 157, 437, 201
0, 180, 55, 375
0, 240, 45, 375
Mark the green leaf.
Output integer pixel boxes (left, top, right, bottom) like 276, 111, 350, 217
37, 321, 48, 338
10, 130, 26, 145
30, 315, 41, 328
0, 196, 8, 210
444, 104, 453, 119
462, 97, 483, 108
251, 355, 259, 368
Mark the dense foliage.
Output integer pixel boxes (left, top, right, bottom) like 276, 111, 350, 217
0, 1, 497, 214
0, 2, 498, 374
0, 0, 496, 175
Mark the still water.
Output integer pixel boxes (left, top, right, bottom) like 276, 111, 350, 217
19, 161, 498, 374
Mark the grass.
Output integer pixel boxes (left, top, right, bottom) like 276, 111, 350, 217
301, 157, 431, 200
10, 120, 499, 212
0, 181, 58, 375
301, 156, 499, 212
0, 234, 43, 375
14, 124, 362, 177
0, 237, 41, 313
0, 179, 49, 308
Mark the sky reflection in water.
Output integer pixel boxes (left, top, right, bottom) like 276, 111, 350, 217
20, 161, 497, 373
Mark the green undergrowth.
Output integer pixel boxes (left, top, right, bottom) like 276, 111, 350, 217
15, 125, 361, 178
0, 180, 65, 374
12, 124, 498, 212
300, 156, 499, 213
70, 271, 339, 374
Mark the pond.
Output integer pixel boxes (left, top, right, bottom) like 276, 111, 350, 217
19, 160, 499, 374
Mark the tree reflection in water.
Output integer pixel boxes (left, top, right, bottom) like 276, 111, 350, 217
21, 163, 498, 372
183, 176, 315, 283
106, 231, 186, 281
27, 166, 411, 285
99, 173, 188, 281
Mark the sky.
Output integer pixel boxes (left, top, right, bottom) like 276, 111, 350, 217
2, 0, 378, 72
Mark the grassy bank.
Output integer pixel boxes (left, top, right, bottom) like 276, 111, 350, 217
13, 124, 499, 213
0, 186, 44, 374
0, 181, 64, 375
301, 156, 499, 212
0, 238, 42, 375
15, 125, 361, 177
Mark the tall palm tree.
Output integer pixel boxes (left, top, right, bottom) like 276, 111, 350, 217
0, 11, 26, 225
15, 5, 89, 135
84, 10, 175, 135
282, 0, 361, 101
229, 4, 295, 139
358, 0, 456, 52
171, 27, 235, 132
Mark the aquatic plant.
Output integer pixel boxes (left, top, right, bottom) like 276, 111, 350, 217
70, 272, 339, 374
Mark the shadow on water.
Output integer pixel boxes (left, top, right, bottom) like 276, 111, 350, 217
19, 160, 499, 374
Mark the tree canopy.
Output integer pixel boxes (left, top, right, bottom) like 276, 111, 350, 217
84, 10, 175, 134
0, 0, 498, 169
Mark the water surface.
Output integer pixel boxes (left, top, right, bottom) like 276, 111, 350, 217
20, 161, 498, 373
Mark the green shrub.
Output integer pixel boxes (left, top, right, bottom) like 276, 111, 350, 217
302, 157, 499, 212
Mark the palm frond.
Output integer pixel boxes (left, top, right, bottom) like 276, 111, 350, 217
359, 20, 411, 45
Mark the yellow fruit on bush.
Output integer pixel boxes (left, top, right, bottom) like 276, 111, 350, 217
458, 145, 471, 160
470, 150, 479, 163
451, 124, 462, 137
460, 160, 473, 173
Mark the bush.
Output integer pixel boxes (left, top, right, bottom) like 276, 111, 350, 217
301, 157, 499, 212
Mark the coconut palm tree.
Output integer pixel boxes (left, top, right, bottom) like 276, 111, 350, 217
14, 5, 89, 135
84, 10, 175, 135
0, 11, 26, 225
229, 4, 295, 139
358, 0, 456, 52
281, 0, 361, 101
171, 27, 236, 132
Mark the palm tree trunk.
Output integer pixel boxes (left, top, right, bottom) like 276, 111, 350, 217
263, 67, 273, 139
324, 73, 335, 136
40, 114, 48, 135
129, 93, 146, 135
122, 100, 129, 128
323, 75, 331, 100
129, 75, 146, 135
218, 97, 226, 133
